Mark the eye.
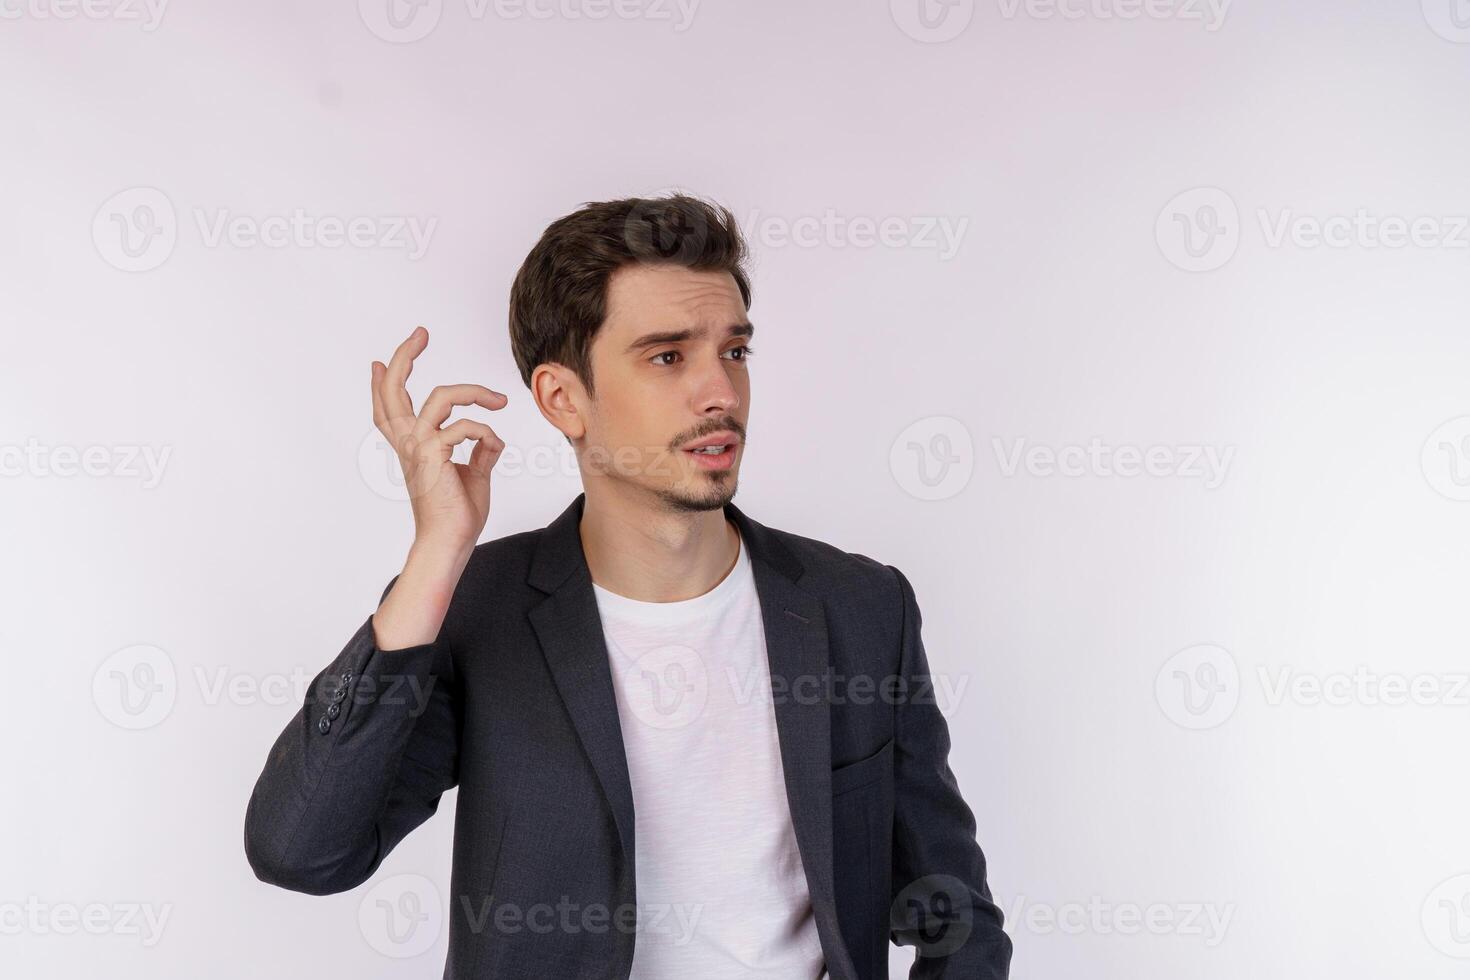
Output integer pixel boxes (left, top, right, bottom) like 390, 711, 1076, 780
649, 346, 754, 367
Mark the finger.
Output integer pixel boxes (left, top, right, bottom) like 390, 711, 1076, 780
415, 383, 509, 436
380, 326, 427, 423
437, 418, 501, 450
370, 361, 387, 429
466, 433, 502, 480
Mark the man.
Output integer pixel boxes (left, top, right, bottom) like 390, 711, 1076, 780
243, 194, 1011, 979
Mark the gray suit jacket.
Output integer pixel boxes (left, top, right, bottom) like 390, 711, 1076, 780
244, 492, 1011, 979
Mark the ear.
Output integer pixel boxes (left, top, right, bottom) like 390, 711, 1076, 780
531, 362, 588, 441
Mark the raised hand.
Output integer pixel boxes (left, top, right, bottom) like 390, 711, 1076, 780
371, 325, 508, 555
369, 325, 508, 650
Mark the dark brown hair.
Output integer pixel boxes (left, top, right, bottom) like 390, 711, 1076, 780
508, 193, 752, 398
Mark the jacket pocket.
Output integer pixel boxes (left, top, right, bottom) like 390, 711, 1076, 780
830, 736, 894, 796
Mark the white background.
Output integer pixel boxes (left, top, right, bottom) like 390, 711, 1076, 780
5, 0, 1470, 977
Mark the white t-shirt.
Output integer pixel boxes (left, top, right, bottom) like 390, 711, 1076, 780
592, 526, 829, 980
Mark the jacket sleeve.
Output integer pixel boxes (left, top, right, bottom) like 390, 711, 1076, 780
243, 573, 459, 895
886, 564, 1013, 979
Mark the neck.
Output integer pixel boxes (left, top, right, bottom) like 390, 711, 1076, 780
578, 484, 739, 603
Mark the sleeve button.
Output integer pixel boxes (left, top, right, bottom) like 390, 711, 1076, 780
317, 716, 332, 734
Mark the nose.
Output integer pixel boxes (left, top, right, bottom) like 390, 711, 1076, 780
693, 353, 741, 416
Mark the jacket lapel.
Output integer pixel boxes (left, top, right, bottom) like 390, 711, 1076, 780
527, 496, 638, 880
731, 506, 858, 980
527, 493, 857, 980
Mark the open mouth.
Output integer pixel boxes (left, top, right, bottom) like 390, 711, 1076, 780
682, 443, 737, 469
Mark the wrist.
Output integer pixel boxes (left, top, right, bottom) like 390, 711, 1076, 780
397, 555, 467, 618
405, 536, 474, 581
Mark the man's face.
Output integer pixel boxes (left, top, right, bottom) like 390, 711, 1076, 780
577, 262, 752, 513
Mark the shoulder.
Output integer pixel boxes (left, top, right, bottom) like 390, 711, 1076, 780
756, 521, 909, 616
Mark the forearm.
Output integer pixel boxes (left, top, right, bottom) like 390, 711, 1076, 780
244, 576, 458, 895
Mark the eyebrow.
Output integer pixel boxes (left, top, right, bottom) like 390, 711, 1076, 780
624, 321, 755, 354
